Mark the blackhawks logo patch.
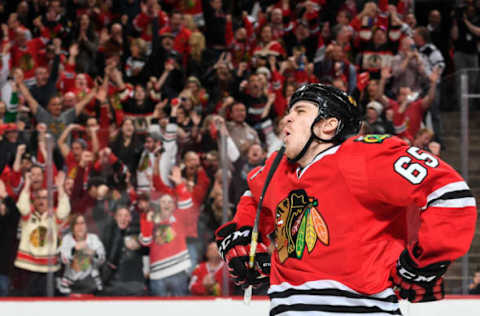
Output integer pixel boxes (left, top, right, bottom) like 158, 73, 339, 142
275, 190, 329, 264
354, 134, 391, 144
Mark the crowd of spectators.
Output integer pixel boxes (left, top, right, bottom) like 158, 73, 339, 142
0, 0, 478, 297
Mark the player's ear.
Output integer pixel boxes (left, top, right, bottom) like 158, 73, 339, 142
315, 117, 339, 137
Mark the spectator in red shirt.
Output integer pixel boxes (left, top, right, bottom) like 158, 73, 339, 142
189, 241, 230, 296
253, 24, 286, 58
139, 166, 195, 296
377, 66, 440, 140
133, 0, 169, 54
11, 28, 47, 85
350, 0, 388, 50
57, 126, 86, 171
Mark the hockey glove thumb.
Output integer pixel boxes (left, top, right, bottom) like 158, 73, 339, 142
390, 249, 450, 303
215, 222, 270, 289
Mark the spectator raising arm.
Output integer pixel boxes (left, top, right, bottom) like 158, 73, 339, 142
0, 39, 11, 90
74, 84, 97, 116
15, 69, 39, 115
16, 172, 33, 217
463, 14, 480, 37
12, 144, 26, 174
377, 66, 393, 106
57, 124, 85, 158
420, 68, 440, 111
217, 115, 240, 163
86, 121, 100, 155
55, 171, 71, 220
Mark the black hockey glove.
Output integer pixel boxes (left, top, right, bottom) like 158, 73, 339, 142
390, 249, 450, 303
215, 222, 270, 289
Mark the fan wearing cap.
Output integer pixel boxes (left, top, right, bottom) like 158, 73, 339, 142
364, 100, 394, 134
215, 83, 476, 314
159, 11, 192, 64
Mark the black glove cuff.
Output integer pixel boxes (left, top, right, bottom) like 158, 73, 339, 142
216, 223, 254, 259
397, 250, 450, 284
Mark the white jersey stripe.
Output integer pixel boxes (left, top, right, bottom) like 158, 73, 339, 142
177, 198, 193, 209
269, 280, 394, 299
422, 181, 471, 209
426, 181, 469, 203
269, 280, 399, 316
248, 106, 267, 115
429, 197, 476, 209
271, 294, 399, 311
150, 250, 189, 270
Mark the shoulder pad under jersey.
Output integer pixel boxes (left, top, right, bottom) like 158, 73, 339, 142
338, 134, 409, 198
246, 149, 286, 198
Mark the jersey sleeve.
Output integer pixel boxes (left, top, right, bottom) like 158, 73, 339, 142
231, 152, 280, 242
139, 212, 154, 247
343, 135, 477, 267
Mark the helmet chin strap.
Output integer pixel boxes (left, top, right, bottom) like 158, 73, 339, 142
288, 118, 343, 163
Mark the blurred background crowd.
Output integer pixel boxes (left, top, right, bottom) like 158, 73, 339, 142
0, 0, 479, 297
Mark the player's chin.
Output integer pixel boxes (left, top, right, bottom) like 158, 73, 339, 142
284, 147, 298, 161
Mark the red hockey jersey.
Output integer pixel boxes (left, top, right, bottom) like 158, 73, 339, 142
139, 183, 195, 280
232, 135, 476, 315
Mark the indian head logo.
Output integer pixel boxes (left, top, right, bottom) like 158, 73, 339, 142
275, 190, 329, 264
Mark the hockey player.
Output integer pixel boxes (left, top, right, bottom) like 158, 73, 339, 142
215, 83, 477, 315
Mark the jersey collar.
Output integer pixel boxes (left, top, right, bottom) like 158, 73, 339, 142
296, 144, 340, 179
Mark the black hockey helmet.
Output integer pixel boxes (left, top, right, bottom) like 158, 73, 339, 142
287, 83, 362, 161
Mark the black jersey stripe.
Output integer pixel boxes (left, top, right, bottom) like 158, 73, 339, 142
150, 251, 189, 268
427, 189, 473, 207
269, 288, 398, 303
151, 258, 190, 273
270, 303, 402, 316
150, 253, 190, 272
151, 255, 190, 272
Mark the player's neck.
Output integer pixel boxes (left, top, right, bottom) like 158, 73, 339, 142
297, 141, 335, 168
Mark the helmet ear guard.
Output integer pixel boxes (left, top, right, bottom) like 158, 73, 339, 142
288, 84, 362, 162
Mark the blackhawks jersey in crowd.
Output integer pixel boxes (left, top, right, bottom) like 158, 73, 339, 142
232, 135, 477, 315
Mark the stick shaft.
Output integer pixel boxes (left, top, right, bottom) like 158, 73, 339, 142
249, 146, 285, 263
244, 147, 285, 303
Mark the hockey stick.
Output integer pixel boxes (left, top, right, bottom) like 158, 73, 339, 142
244, 145, 286, 304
